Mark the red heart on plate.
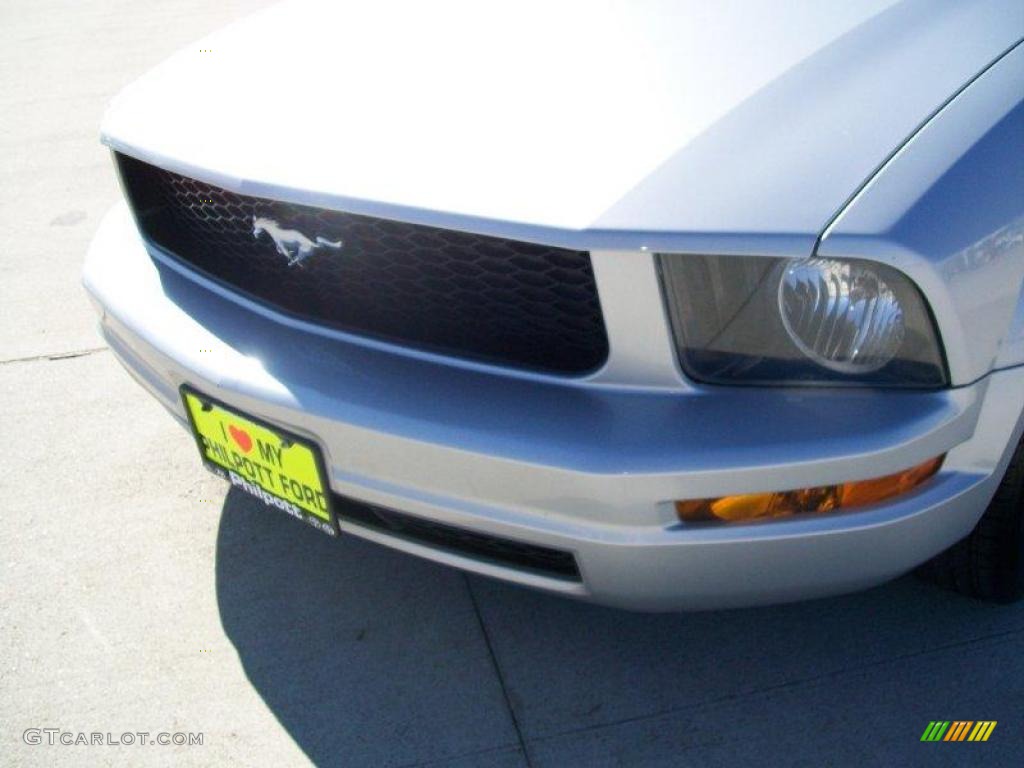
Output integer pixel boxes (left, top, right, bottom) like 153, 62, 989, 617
228, 424, 253, 453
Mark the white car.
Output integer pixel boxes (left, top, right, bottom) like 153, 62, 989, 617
84, 1, 1024, 609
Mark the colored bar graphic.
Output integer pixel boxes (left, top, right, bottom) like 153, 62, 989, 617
921, 721, 950, 741
971, 722, 997, 742
944, 721, 973, 741
922, 720, 996, 742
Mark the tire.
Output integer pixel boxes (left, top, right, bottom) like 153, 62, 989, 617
917, 436, 1024, 602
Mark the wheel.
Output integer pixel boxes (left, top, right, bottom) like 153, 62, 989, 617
917, 436, 1024, 602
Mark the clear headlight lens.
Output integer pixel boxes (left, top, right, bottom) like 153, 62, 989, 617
778, 258, 905, 374
659, 254, 947, 387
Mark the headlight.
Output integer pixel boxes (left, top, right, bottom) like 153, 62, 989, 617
658, 254, 947, 387
778, 258, 905, 374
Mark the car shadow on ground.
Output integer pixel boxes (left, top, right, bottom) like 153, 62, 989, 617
216, 487, 1023, 767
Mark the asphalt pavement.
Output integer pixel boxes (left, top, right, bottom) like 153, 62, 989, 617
2, 2, 1022, 766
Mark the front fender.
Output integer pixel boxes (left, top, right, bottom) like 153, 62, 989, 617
818, 40, 1024, 384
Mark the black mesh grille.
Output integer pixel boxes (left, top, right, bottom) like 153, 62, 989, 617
116, 153, 608, 374
335, 495, 581, 581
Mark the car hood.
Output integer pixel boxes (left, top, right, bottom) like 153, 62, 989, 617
101, 0, 1023, 255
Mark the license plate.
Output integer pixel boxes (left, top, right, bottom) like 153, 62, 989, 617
181, 386, 337, 537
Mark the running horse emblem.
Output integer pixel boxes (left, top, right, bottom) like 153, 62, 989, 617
252, 216, 343, 267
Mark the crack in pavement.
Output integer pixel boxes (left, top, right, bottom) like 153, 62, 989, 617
0, 346, 108, 365
525, 624, 1024, 747
465, 574, 536, 768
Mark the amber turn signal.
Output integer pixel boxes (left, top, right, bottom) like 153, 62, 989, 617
675, 456, 944, 523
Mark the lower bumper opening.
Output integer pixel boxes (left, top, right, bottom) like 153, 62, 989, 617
333, 494, 581, 582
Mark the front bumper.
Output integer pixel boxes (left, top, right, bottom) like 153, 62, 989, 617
84, 204, 1024, 610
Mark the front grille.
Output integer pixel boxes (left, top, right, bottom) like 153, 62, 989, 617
116, 153, 608, 374
334, 495, 581, 581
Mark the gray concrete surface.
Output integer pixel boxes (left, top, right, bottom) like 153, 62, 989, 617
1, 1, 1022, 766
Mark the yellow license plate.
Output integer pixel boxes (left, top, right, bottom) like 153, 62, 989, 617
181, 387, 336, 537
